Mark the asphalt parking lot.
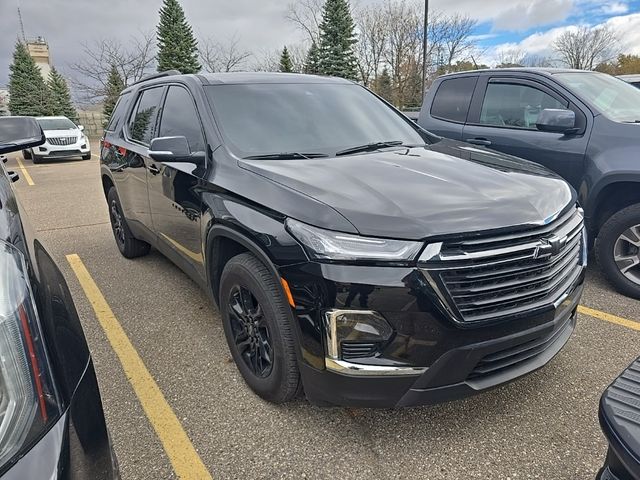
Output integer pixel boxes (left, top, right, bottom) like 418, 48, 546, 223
4, 143, 640, 480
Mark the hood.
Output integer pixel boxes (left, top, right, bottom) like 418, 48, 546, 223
43, 129, 81, 138
239, 139, 575, 240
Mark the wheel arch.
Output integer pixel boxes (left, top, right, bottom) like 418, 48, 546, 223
205, 225, 282, 307
589, 177, 640, 236
101, 173, 115, 200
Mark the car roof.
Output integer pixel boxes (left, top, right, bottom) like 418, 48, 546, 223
436, 67, 604, 79
35, 116, 72, 120
618, 74, 640, 80
125, 72, 354, 93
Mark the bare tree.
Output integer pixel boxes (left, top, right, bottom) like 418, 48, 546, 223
440, 14, 477, 69
354, 6, 388, 87
286, 0, 325, 44
200, 34, 252, 73
253, 44, 307, 73
69, 31, 155, 104
553, 25, 620, 70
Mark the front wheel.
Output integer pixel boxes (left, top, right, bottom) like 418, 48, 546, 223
219, 253, 301, 403
82, 152, 92, 160
107, 187, 150, 259
22, 149, 31, 160
596, 203, 640, 299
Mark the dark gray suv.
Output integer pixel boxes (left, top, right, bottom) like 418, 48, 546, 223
418, 68, 640, 299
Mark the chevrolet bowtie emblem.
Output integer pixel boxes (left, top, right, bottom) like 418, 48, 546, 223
534, 235, 567, 259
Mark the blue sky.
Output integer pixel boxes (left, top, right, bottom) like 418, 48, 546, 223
443, 0, 640, 63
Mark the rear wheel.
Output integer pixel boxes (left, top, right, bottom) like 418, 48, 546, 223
596, 203, 640, 299
219, 253, 300, 403
107, 187, 150, 258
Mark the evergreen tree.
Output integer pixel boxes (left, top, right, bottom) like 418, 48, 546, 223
304, 42, 321, 75
48, 67, 77, 121
317, 0, 358, 80
375, 68, 393, 103
102, 65, 125, 128
279, 46, 293, 73
8, 42, 52, 116
156, 0, 201, 74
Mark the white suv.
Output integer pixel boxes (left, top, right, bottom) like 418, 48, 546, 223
23, 116, 91, 163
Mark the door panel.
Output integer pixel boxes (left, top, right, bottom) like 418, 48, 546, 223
148, 85, 206, 278
464, 79, 590, 189
116, 86, 165, 236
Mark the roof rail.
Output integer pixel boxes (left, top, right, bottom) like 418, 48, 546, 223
132, 70, 181, 86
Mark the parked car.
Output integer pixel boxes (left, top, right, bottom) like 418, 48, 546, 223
101, 71, 586, 407
598, 356, 640, 480
619, 74, 640, 89
23, 116, 91, 163
418, 68, 640, 299
0, 116, 117, 478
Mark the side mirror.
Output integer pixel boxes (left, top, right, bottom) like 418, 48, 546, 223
0, 117, 46, 155
148, 136, 204, 164
536, 109, 577, 134
78, 125, 85, 132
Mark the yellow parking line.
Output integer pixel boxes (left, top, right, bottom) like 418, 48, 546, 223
578, 305, 640, 331
15, 157, 34, 186
66, 254, 212, 480
92, 153, 100, 159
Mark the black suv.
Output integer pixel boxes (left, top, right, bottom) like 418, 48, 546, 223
418, 68, 640, 299
100, 72, 586, 407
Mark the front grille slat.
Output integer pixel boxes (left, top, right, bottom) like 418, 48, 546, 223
422, 208, 585, 323
48, 136, 77, 146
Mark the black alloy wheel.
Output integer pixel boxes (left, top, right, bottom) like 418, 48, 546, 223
106, 187, 151, 259
227, 285, 274, 378
110, 199, 126, 248
219, 253, 301, 403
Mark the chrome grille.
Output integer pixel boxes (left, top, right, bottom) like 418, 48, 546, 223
421, 208, 585, 323
48, 136, 77, 146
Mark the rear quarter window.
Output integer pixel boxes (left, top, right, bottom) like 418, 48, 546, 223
105, 92, 131, 133
430, 77, 478, 123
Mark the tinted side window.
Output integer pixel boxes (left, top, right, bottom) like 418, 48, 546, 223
430, 77, 477, 123
128, 87, 164, 145
479, 83, 568, 130
105, 92, 131, 132
158, 86, 205, 152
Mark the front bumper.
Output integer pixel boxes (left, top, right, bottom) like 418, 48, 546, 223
283, 261, 585, 408
34, 141, 90, 159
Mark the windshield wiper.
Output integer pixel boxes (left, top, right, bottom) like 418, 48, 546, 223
244, 152, 328, 160
335, 140, 406, 157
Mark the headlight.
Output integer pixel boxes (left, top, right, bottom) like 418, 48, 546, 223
0, 240, 59, 469
286, 218, 423, 262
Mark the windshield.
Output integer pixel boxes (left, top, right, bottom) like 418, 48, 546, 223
205, 83, 427, 157
554, 72, 640, 123
36, 117, 77, 130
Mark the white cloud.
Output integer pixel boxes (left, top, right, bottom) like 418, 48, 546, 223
601, 2, 629, 15
482, 12, 640, 66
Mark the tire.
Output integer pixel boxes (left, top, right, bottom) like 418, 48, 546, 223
219, 253, 301, 403
107, 187, 150, 259
22, 149, 31, 160
595, 203, 640, 299
32, 155, 41, 164
82, 152, 92, 160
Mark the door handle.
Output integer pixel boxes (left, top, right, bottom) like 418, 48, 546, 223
148, 164, 161, 175
466, 138, 492, 146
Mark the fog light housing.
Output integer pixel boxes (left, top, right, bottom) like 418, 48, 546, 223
38, 147, 46, 152
324, 310, 393, 360
80, 144, 87, 149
